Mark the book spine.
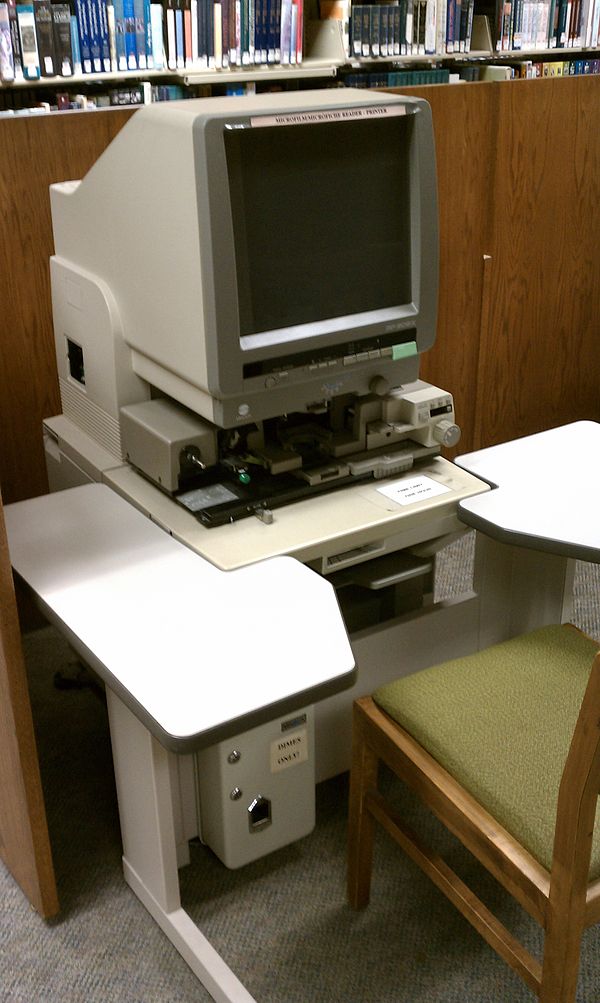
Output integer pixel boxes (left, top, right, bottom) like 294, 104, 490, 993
174, 0, 184, 64
122, 0, 137, 65
86, 0, 102, 70
196, 0, 206, 64
408, 0, 415, 48
234, 0, 241, 61
399, 0, 407, 51
295, 0, 301, 58
149, 0, 163, 63
358, 0, 367, 51
183, 0, 192, 63
106, 1, 117, 68
0, 2, 15, 79
265, 0, 273, 59
418, 0, 427, 49
112, 0, 127, 66
143, 0, 153, 62
268, 0, 278, 60
205, 0, 213, 62
97, 0, 112, 67
213, 0, 221, 62
289, 0, 296, 58
392, 3, 400, 54
380, 3, 388, 55
16, 2, 40, 76
219, 0, 228, 60
52, 1, 74, 74
33, 0, 55, 73
133, 0, 146, 64
279, 0, 289, 58
369, 3, 379, 53
446, 0, 454, 49
350, 1, 360, 53
164, 0, 176, 66
246, 0, 253, 60
424, 0, 436, 49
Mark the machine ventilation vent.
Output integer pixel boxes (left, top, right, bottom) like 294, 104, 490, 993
59, 378, 124, 459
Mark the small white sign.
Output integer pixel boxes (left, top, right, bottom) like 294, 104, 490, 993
251, 106, 406, 129
377, 475, 451, 507
270, 729, 309, 773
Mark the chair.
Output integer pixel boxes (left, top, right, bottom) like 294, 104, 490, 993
347, 623, 600, 1001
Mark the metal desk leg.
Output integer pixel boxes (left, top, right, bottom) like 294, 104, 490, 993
105, 689, 256, 1003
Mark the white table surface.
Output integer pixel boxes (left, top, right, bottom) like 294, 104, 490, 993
456, 421, 600, 563
5, 484, 356, 752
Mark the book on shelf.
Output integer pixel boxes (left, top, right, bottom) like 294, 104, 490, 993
346, 0, 476, 57
0, 2, 15, 79
16, 3, 40, 77
52, 2, 74, 74
6, 0, 23, 77
0, 0, 311, 80
489, 0, 600, 49
32, 0, 55, 73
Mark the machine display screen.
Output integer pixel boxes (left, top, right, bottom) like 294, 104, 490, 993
225, 114, 413, 339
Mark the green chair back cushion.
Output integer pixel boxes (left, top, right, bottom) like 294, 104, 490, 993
373, 624, 600, 877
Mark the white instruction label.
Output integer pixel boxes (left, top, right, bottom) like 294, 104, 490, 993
377, 475, 451, 507
270, 729, 309, 773
251, 106, 407, 129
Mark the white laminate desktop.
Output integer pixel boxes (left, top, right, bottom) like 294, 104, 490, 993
5, 484, 355, 753
456, 421, 600, 563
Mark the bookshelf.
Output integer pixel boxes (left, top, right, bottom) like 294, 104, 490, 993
2, 1, 600, 113
1, 75, 599, 506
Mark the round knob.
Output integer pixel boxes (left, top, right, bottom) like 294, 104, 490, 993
369, 375, 390, 397
433, 420, 461, 448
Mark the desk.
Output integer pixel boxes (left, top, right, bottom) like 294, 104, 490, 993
456, 421, 600, 649
5, 484, 355, 1003
8, 423, 597, 1001
456, 421, 600, 563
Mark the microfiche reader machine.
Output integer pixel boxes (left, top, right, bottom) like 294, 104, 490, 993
45, 89, 488, 869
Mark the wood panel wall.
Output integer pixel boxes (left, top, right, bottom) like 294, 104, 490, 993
404, 81, 498, 456
476, 77, 600, 446
0, 109, 134, 505
0, 487, 59, 917
0, 79, 599, 504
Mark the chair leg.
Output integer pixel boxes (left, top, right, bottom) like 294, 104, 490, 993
539, 900, 586, 1002
348, 702, 379, 910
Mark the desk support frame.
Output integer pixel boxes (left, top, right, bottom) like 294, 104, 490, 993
106, 689, 257, 1003
474, 535, 575, 648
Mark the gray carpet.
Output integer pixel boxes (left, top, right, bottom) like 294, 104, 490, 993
1, 537, 599, 1002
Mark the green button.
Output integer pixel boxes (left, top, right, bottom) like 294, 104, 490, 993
392, 341, 418, 361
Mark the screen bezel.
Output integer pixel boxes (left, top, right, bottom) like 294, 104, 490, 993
194, 100, 437, 400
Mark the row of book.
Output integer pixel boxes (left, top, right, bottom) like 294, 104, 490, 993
345, 64, 452, 80
342, 52, 600, 83
350, 0, 475, 56
493, 0, 600, 49
0, 0, 304, 81
0, 78, 189, 108
516, 51, 600, 65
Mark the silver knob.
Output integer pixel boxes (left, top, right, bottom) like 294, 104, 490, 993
433, 420, 461, 448
369, 375, 390, 397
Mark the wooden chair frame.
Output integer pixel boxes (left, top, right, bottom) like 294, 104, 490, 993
347, 648, 600, 1001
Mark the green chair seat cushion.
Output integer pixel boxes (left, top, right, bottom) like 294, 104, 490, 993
372, 624, 600, 877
